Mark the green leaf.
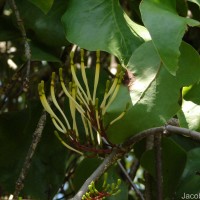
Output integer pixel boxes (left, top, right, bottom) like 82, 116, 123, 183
140, 0, 200, 75
188, 0, 200, 7
105, 42, 200, 143
72, 158, 102, 191
127, 41, 161, 105
61, 0, 144, 64
30, 42, 61, 62
140, 138, 187, 198
0, 16, 20, 41
15, 0, 68, 47
175, 148, 200, 198
28, 0, 54, 14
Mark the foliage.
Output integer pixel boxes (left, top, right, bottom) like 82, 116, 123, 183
0, 0, 200, 199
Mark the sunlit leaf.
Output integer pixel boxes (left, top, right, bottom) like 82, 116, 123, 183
140, 0, 200, 75
178, 100, 200, 132
183, 82, 200, 105
105, 42, 200, 143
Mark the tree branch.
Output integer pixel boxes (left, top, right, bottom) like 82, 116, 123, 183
8, 0, 31, 92
13, 111, 46, 199
69, 148, 124, 200
165, 125, 200, 140
70, 125, 200, 200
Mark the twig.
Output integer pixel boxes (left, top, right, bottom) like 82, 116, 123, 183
117, 160, 145, 200
13, 111, 46, 199
0, 65, 25, 111
8, 0, 31, 92
166, 125, 200, 141
144, 171, 152, 200
69, 148, 124, 200
124, 125, 200, 149
144, 135, 154, 200
154, 133, 163, 200
129, 158, 140, 181
123, 127, 164, 148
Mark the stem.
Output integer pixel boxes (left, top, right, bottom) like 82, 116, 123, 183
13, 111, 46, 199
117, 161, 145, 200
69, 148, 124, 200
165, 125, 200, 140
129, 158, 140, 181
154, 133, 163, 200
144, 135, 153, 200
144, 171, 152, 200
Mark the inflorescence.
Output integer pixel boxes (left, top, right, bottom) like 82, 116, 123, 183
38, 49, 125, 155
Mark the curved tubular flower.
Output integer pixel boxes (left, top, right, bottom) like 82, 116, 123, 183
38, 48, 125, 155
38, 81, 66, 133
51, 72, 71, 130
70, 52, 90, 104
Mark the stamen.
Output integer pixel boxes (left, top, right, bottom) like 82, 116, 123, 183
54, 131, 83, 155
109, 103, 130, 125
80, 49, 92, 101
38, 81, 66, 133
70, 52, 90, 104
59, 68, 85, 115
92, 50, 100, 104
51, 72, 71, 129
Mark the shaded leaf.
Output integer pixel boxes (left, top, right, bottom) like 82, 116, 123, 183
175, 148, 200, 198
15, 0, 68, 47
140, 138, 187, 198
28, 0, 54, 14
61, 0, 144, 64
0, 16, 20, 41
30, 42, 61, 62
188, 0, 200, 7
72, 158, 102, 191
0, 102, 69, 199
140, 0, 200, 75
